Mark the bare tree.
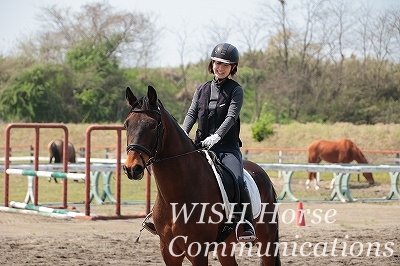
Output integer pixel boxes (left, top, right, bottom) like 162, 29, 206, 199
322, 0, 355, 97
369, 10, 393, 91
234, 16, 268, 54
172, 24, 192, 119
18, 2, 159, 68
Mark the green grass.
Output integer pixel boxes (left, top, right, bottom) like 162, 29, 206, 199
0, 172, 158, 205
1, 170, 390, 206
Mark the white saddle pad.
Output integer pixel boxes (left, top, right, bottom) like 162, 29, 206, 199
244, 169, 262, 219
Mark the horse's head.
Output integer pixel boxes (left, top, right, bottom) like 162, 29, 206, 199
123, 86, 163, 180
363, 173, 375, 185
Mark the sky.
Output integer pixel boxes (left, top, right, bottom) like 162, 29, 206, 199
1, 0, 399, 67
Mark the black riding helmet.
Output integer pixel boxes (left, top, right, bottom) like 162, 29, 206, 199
210, 43, 239, 65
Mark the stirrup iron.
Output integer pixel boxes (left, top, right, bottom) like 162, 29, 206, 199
141, 212, 157, 235
235, 220, 257, 243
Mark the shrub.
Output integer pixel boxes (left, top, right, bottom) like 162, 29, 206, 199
251, 114, 274, 142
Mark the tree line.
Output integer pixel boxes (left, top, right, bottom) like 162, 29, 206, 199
0, 0, 399, 125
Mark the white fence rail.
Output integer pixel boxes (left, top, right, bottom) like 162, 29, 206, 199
259, 163, 400, 202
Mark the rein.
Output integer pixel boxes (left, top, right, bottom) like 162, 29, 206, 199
152, 148, 204, 164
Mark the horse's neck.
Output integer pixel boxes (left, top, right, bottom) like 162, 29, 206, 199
152, 111, 212, 201
352, 147, 369, 163
354, 153, 369, 164
160, 114, 196, 157
151, 151, 206, 204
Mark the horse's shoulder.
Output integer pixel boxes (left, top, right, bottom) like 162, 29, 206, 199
339, 138, 357, 149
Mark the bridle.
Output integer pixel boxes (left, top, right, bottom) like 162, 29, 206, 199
124, 103, 204, 176
124, 107, 163, 175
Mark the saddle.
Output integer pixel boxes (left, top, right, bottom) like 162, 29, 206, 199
203, 150, 261, 244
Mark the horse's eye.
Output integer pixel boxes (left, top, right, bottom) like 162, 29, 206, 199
149, 121, 158, 130
123, 121, 128, 129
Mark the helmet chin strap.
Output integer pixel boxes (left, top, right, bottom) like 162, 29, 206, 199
214, 77, 229, 84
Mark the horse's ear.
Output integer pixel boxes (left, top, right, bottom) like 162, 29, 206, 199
147, 85, 158, 106
126, 87, 137, 106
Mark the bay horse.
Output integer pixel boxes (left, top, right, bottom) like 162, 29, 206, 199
47, 139, 76, 183
307, 138, 375, 190
123, 86, 280, 266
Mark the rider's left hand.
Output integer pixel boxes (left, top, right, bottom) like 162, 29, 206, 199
201, 134, 221, 149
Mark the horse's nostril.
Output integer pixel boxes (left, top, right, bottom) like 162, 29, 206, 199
133, 165, 144, 175
124, 164, 145, 180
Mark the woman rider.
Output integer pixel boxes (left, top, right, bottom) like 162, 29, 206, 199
181, 43, 256, 242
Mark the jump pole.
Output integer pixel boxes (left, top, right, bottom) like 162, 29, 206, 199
0, 206, 71, 219
9, 201, 94, 218
6, 168, 86, 180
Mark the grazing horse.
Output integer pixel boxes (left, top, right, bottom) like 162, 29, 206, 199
47, 139, 76, 183
307, 138, 375, 189
123, 86, 280, 266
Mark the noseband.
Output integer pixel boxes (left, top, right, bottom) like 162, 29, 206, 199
125, 107, 163, 174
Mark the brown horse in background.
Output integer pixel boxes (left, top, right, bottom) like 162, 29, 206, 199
47, 139, 76, 183
307, 138, 374, 189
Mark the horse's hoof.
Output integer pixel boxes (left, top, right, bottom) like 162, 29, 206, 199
315, 186, 320, 190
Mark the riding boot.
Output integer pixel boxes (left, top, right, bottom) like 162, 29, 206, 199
238, 182, 256, 242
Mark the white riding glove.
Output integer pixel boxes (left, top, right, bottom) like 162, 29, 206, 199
201, 134, 221, 149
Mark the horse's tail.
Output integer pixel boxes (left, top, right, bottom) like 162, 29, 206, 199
275, 231, 281, 266
273, 187, 281, 266
50, 142, 62, 163
307, 140, 320, 163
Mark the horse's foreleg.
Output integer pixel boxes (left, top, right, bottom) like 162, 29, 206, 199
159, 240, 185, 266
185, 246, 210, 266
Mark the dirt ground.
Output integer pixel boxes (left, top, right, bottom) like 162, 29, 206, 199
0, 201, 399, 266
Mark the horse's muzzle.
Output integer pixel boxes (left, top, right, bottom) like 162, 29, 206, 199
123, 164, 145, 180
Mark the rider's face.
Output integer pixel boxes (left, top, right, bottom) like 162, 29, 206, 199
213, 61, 232, 80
